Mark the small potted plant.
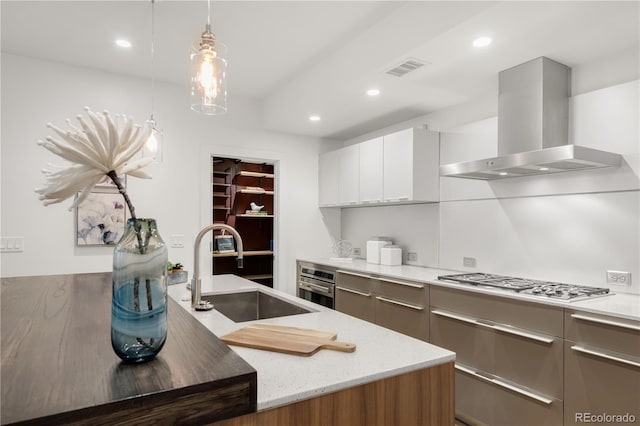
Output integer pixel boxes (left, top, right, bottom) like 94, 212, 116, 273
167, 261, 188, 285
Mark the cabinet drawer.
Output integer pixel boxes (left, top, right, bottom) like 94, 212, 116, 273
431, 308, 563, 399
335, 285, 375, 323
565, 310, 640, 356
430, 286, 563, 337
456, 366, 563, 426
564, 341, 640, 425
375, 275, 427, 305
375, 295, 428, 341
336, 270, 372, 293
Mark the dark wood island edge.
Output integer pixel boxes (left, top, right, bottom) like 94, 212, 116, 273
1, 273, 257, 425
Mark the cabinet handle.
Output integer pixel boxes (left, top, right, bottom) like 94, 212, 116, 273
432, 309, 487, 327
336, 286, 371, 297
376, 296, 424, 311
570, 313, 640, 331
454, 364, 553, 405
360, 199, 380, 203
337, 270, 373, 280
378, 277, 424, 289
571, 345, 640, 369
384, 197, 409, 202
491, 324, 554, 344
431, 309, 553, 344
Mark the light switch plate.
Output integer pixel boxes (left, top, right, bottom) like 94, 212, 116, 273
407, 252, 418, 262
1, 237, 24, 253
170, 234, 185, 248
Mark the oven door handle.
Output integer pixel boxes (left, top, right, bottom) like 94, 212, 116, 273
301, 283, 332, 294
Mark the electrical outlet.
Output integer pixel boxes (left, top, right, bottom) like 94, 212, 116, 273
353, 247, 361, 256
407, 252, 417, 262
463, 257, 477, 268
606, 270, 631, 286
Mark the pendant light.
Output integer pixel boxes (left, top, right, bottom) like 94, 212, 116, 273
190, 0, 227, 114
143, 0, 163, 162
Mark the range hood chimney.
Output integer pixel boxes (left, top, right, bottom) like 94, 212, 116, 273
440, 57, 621, 180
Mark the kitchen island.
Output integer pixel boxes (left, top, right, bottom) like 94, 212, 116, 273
1, 272, 455, 425
168, 274, 456, 425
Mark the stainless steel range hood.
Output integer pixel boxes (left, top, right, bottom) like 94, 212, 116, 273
440, 57, 622, 180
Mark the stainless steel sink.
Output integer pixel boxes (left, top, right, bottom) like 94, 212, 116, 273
201, 290, 314, 322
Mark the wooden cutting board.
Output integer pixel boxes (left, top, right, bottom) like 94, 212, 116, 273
220, 324, 356, 357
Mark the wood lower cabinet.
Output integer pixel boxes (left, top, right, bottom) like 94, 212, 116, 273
335, 270, 429, 341
430, 287, 563, 426
563, 310, 640, 426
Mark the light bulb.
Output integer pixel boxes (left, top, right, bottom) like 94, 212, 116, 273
197, 50, 218, 98
146, 132, 159, 153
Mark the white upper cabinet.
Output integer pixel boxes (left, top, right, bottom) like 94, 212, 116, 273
318, 149, 340, 206
318, 127, 439, 207
358, 137, 384, 204
383, 128, 439, 203
339, 144, 360, 205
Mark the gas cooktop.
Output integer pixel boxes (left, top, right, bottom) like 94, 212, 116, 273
437, 272, 611, 302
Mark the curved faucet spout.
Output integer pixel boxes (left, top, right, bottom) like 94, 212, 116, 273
192, 224, 244, 311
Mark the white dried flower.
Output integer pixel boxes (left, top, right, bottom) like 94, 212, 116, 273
35, 107, 154, 211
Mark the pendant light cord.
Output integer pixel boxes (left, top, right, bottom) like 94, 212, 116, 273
150, 0, 156, 123
207, 0, 211, 26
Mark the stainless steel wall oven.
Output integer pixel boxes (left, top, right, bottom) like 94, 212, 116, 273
297, 263, 335, 309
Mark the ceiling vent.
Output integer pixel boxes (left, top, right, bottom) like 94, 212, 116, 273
385, 57, 428, 77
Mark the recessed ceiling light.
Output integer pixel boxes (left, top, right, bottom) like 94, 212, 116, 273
499, 172, 508, 176
366, 88, 380, 96
472, 37, 492, 48
309, 114, 321, 122
115, 39, 132, 48
539, 167, 550, 171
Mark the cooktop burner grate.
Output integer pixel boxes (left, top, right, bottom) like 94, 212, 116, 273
437, 273, 610, 301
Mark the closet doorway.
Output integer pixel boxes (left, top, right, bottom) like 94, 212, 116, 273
211, 156, 275, 288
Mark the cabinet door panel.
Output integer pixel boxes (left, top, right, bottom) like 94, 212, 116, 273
382, 129, 413, 201
564, 341, 640, 426
457, 369, 563, 426
430, 311, 493, 372
339, 144, 359, 205
565, 310, 640, 357
318, 150, 340, 206
493, 332, 563, 399
335, 286, 375, 323
358, 137, 383, 203
375, 296, 428, 341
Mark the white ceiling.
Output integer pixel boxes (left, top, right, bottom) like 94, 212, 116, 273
2, 1, 639, 140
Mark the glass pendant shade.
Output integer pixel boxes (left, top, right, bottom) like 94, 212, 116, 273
190, 40, 227, 115
143, 123, 163, 163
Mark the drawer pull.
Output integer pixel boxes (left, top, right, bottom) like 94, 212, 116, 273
432, 309, 486, 327
454, 364, 553, 405
337, 270, 373, 280
571, 346, 640, 369
571, 314, 640, 331
432, 310, 553, 344
378, 277, 425, 289
305, 283, 332, 294
376, 296, 424, 311
336, 286, 371, 298
491, 324, 554, 344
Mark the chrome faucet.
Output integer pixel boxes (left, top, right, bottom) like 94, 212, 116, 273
191, 224, 244, 311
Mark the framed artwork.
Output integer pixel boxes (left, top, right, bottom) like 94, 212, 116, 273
76, 191, 128, 246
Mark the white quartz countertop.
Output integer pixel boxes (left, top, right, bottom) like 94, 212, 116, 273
168, 275, 455, 411
299, 258, 640, 321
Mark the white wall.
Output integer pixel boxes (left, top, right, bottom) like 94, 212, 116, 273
0, 53, 340, 295
339, 80, 640, 294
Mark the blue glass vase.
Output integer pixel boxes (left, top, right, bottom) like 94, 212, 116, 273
111, 218, 168, 363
